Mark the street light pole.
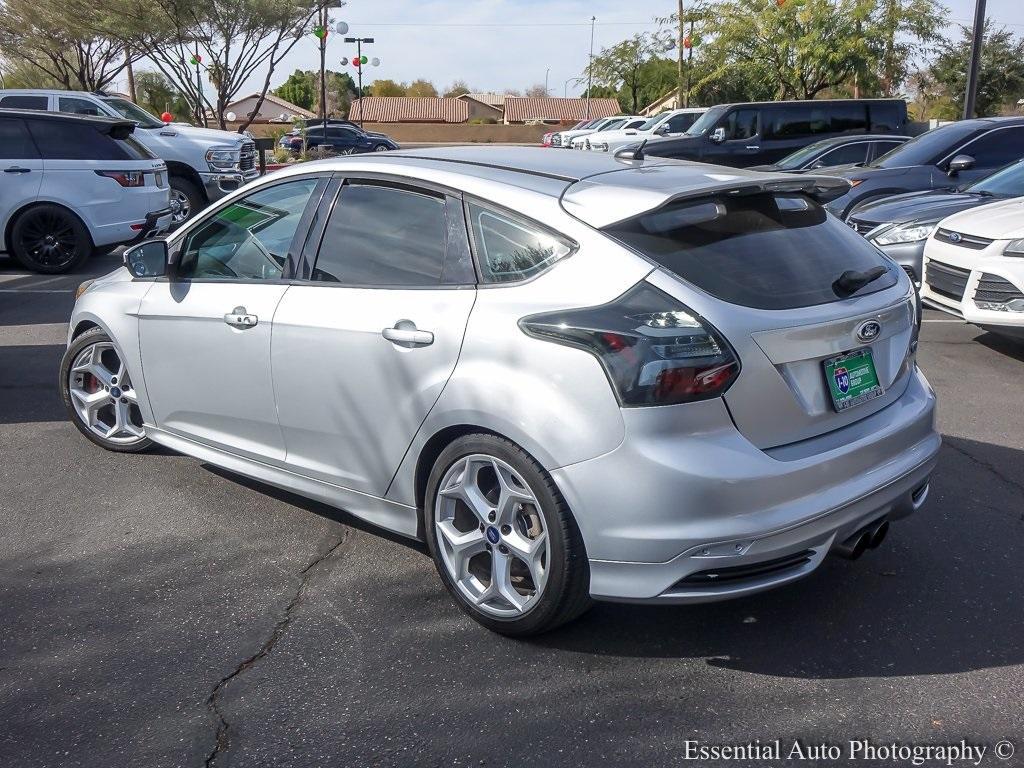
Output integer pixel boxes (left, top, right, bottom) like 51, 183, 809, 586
586, 15, 595, 119
545, 68, 550, 96
963, 0, 987, 119
345, 36, 374, 129
319, 6, 328, 124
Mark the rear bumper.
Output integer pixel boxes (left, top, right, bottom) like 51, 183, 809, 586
550, 367, 939, 603
127, 207, 174, 243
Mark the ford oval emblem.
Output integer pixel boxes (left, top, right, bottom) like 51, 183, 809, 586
857, 320, 882, 342
949, 231, 962, 243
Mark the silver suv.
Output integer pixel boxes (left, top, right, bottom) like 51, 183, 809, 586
60, 148, 939, 635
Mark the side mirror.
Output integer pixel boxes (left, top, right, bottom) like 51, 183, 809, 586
710, 127, 726, 144
654, 124, 670, 135
124, 240, 168, 278
947, 154, 974, 175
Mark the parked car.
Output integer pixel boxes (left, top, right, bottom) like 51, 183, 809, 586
283, 123, 398, 154
825, 117, 1024, 219
749, 134, 910, 173
0, 89, 257, 226
585, 108, 708, 153
921, 197, 1024, 340
847, 159, 1024, 283
278, 118, 392, 149
569, 116, 647, 149
0, 109, 171, 273
549, 117, 620, 148
542, 121, 587, 147
644, 99, 908, 167
62, 147, 937, 635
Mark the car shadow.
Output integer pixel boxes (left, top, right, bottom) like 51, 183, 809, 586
975, 331, 1024, 363
532, 435, 1024, 680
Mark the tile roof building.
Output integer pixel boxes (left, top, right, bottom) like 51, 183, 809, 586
348, 96, 470, 123
502, 97, 621, 124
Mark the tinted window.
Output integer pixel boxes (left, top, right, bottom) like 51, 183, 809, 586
830, 103, 868, 133
872, 140, 904, 157
686, 105, 728, 136
624, 119, 647, 130
468, 203, 573, 283
313, 184, 448, 286
100, 97, 165, 129
25, 119, 132, 160
961, 127, 1024, 168
868, 102, 903, 132
605, 193, 898, 310
666, 112, 699, 132
0, 95, 48, 110
870, 123, 983, 168
58, 96, 102, 116
0, 117, 40, 160
178, 178, 319, 280
327, 126, 357, 138
813, 142, 869, 168
968, 159, 1024, 196
764, 104, 830, 139
720, 109, 759, 140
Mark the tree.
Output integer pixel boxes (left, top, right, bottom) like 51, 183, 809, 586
525, 83, 549, 98
0, 57, 65, 89
443, 80, 471, 98
98, 0, 335, 131
925, 22, 1024, 117
866, 0, 948, 97
275, 70, 317, 111
135, 70, 192, 119
274, 69, 355, 115
588, 33, 663, 113
406, 79, 438, 97
371, 79, 406, 96
0, 0, 135, 90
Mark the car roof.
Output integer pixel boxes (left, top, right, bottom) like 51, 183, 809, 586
0, 88, 107, 97
308, 146, 850, 227
0, 107, 133, 130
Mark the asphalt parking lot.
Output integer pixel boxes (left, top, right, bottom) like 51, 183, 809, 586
1, 252, 1022, 768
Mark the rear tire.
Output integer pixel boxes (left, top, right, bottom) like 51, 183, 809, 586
10, 204, 91, 274
59, 328, 152, 453
424, 434, 592, 636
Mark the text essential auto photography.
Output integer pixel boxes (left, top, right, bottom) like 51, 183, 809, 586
2, 0, 1024, 765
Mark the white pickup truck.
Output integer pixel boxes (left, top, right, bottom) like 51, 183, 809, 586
0, 89, 259, 224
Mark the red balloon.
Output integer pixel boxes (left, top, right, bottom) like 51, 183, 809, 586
352, 59, 361, 68
161, 112, 173, 122
683, 35, 692, 49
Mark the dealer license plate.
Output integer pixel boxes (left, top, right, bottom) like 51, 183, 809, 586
823, 348, 884, 412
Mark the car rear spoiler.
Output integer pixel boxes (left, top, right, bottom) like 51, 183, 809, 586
560, 167, 852, 229
105, 121, 137, 141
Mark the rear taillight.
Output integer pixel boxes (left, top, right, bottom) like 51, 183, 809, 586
520, 282, 739, 406
95, 170, 145, 187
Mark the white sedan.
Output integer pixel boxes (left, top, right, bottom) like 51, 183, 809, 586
586, 108, 708, 153
921, 196, 1024, 340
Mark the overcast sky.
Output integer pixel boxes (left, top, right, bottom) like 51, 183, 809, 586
118, 0, 1024, 102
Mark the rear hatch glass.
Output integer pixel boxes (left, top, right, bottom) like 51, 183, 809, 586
604, 192, 897, 309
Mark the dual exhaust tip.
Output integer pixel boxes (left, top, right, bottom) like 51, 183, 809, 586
832, 518, 889, 560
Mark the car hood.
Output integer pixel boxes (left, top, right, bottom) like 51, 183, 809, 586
939, 196, 1024, 240
150, 124, 250, 147
589, 128, 652, 143
850, 190, 998, 226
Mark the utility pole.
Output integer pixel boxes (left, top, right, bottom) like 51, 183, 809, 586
586, 16, 595, 118
319, 5, 328, 124
125, 47, 137, 103
545, 68, 550, 96
963, 0, 987, 119
345, 36, 375, 129
194, 42, 205, 127
684, 20, 694, 107
677, 0, 684, 109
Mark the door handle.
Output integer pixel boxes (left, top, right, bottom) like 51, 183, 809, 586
224, 306, 258, 329
382, 321, 433, 347
4, 167, 31, 174
745, 145, 760, 150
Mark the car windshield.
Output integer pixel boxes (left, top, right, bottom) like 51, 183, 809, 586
685, 105, 728, 136
101, 97, 165, 129
965, 160, 1024, 196
775, 141, 833, 170
638, 115, 666, 131
868, 123, 981, 168
599, 119, 627, 131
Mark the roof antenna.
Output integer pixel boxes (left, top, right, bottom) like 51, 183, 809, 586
613, 138, 649, 162
633, 138, 648, 160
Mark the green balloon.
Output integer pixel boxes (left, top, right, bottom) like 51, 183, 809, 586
360, 55, 368, 64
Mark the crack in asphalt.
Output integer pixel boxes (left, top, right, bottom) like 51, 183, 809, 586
203, 530, 350, 768
944, 441, 1024, 512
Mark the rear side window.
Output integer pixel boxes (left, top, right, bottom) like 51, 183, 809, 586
814, 142, 869, 168
25, 119, 131, 160
666, 112, 699, 132
765, 104, 830, 139
829, 103, 868, 133
605, 193, 898, 310
467, 202, 573, 283
0, 95, 47, 110
869, 102, 904, 132
313, 183, 449, 286
0, 117, 40, 160
58, 96, 103, 116
962, 127, 1024, 168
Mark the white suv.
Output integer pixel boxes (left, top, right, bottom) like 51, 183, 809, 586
586, 108, 708, 153
0, 110, 171, 273
0, 90, 258, 225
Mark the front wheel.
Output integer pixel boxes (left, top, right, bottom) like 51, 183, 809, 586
10, 204, 91, 274
168, 177, 204, 227
373, 144, 389, 152
59, 328, 152, 452
424, 434, 591, 636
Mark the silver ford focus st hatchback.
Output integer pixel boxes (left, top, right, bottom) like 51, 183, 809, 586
61, 147, 939, 635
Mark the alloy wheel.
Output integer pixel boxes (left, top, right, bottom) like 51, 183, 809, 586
169, 188, 191, 224
434, 454, 548, 618
15, 209, 81, 270
67, 342, 146, 445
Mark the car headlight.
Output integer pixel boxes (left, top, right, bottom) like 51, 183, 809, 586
206, 146, 241, 172
872, 222, 938, 246
1002, 239, 1024, 257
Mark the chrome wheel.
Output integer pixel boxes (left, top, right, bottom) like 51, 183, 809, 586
434, 454, 548, 618
169, 188, 191, 224
67, 342, 146, 445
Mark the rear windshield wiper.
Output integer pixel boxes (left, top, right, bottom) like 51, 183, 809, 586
832, 266, 887, 298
